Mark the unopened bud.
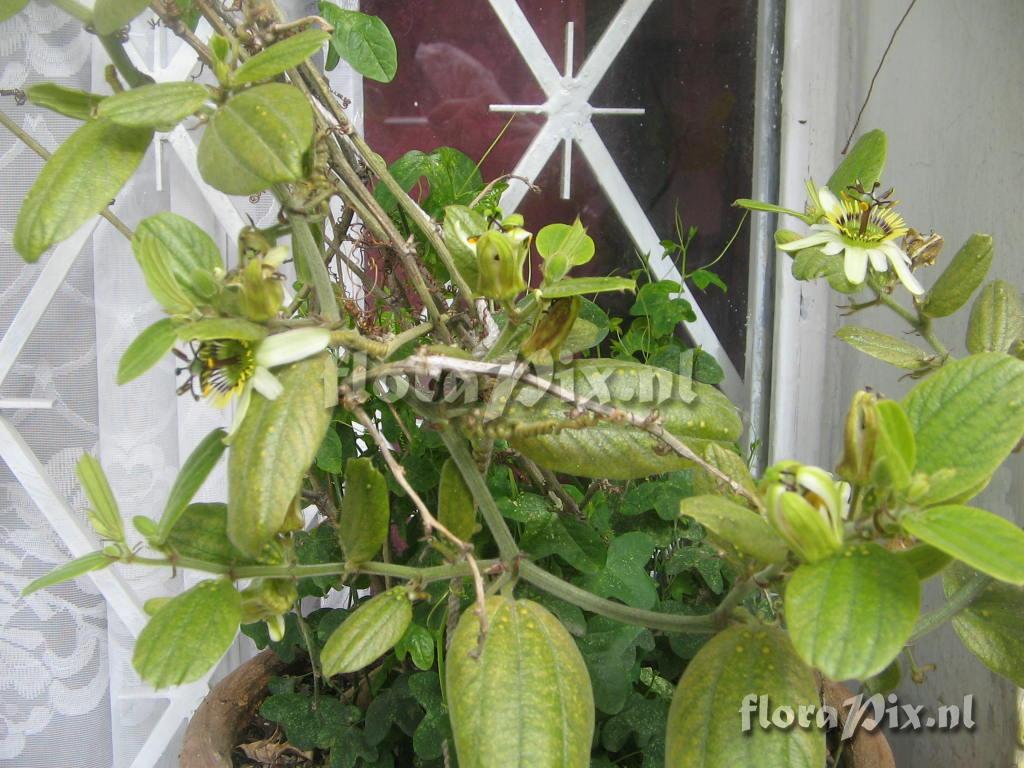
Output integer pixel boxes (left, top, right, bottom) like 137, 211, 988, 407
475, 230, 528, 301
764, 462, 849, 563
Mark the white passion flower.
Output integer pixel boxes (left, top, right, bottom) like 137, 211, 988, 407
193, 327, 331, 437
780, 186, 923, 295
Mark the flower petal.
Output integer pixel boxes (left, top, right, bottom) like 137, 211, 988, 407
255, 328, 331, 368
889, 251, 925, 295
225, 384, 253, 443
252, 367, 284, 400
867, 247, 888, 272
844, 247, 868, 284
822, 240, 845, 256
779, 231, 832, 252
818, 187, 842, 217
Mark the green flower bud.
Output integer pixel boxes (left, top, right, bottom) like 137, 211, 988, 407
764, 462, 849, 563
836, 391, 879, 485
240, 578, 298, 624
475, 229, 528, 301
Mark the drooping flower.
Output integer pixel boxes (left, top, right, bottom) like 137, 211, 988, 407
780, 186, 923, 295
764, 462, 852, 563
190, 327, 331, 435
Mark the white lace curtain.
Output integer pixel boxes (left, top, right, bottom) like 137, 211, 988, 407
0, 2, 357, 766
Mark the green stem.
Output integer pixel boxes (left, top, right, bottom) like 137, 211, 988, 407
98, 35, 154, 89
916, 316, 950, 358
908, 571, 991, 643
870, 285, 951, 359
280, 199, 340, 322
294, 606, 321, 702
518, 561, 716, 634
438, 426, 519, 561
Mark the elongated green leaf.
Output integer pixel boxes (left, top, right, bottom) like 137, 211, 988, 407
921, 234, 993, 318
438, 458, 477, 541
321, 587, 412, 676
26, 83, 104, 120
680, 495, 789, 564
447, 596, 594, 768
836, 326, 932, 370
156, 429, 227, 542
894, 544, 952, 580
21, 551, 114, 596
319, 4, 397, 82
967, 280, 1024, 354
164, 503, 269, 565
945, 563, 1024, 687
198, 83, 314, 195
133, 579, 241, 688
903, 352, 1024, 504
735, 199, 810, 220
0, 0, 27, 21
77, 454, 123, 542
666, 624, 824, 768
98, 82, 209, 129
827, 129, 886, 195
179, 317, 268, 342
14, 118, 152, 261
338, 458, 389, 563
902, 505, 1024, 585
785, 542, 920, 679
540, 276, 636, 300
233, 29, 330, 84
228, 356, 332, 557
118, 318, 178, 384
94, 0, 150, 34
504, 360, 741, 480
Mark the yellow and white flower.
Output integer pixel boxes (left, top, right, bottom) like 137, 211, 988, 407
780, 186, 923, 295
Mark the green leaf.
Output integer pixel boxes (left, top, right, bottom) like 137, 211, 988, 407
77, 454, 123, 542
521, 511, 606, 575
338, 458, 389, 563
93, 0, 150, 34
689, 268, 727, 293
536, 219, 595, 282
294, 524, 344, 597
666, 624, 825, 768
902, 505, 1024, 585
133, 579, 241, 688
21, 551, 114, 596
921, 233, 993, 319
438, 457, 476, 541
395, 623, 435, 671
873, 399, 916, 489
232, 28, 330, 84
903, 352, 1024, 504
117, 318, 178, 384
442, 204, 487, 292
321, 587, 413, 676
377, 148, 483, 219
582, 531, 657, 609
505, 359, 741, 480
319, 3, 397, 82
827, 129, 886, 195
601, 690, 668, 762
228, 356, 332, 557
836, 326, 932, 370
620, 471, 693, 521
680, 495, 789, 564
156, 429, 227, 543
26, 83, 103, 120
132, 213, 222, 313
363, 677, 421, 746
164, 502, 265, 565
540, 276, 635, 300
790, 245, 860, 294
198, 83, 314, 195
98, 82, 209, 129
894, 544, 952, 580
0, 0, 28, 22
179, 317, 268, 342
945, 563, 1024, 687
315, 427, 344, 473
407, 671, 452, 760
14, 118, 151, 262
785, 542, 920, 679
630, 281, 695, 336
576, 616, 654, 714
967, 280, 1024, 354
261, 692, 362, 751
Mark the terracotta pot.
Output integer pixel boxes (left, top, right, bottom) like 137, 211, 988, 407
180, 654, 895, 767
181, 651, 286, 768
